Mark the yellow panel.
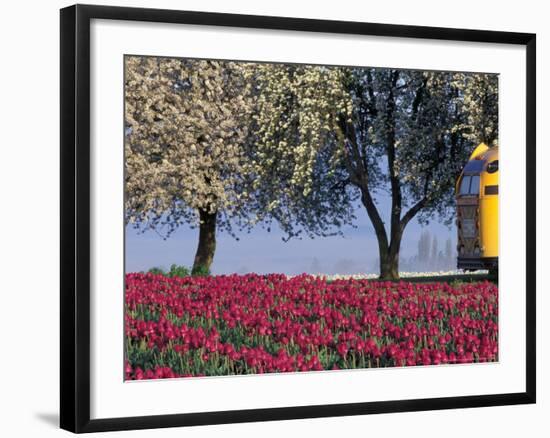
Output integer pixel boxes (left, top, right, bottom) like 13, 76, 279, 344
469, 142, 489, 160
479, 147, 498, 258
479, 196, 498, 258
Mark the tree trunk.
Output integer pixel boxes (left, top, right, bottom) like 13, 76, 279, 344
378, 70, 401, 281
192, 209, 217, 274
379, 233, 403, 280
379, 251, 399, 280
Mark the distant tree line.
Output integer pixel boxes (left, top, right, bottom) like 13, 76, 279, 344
410, 230, 455, 272
368, 230, 455, 274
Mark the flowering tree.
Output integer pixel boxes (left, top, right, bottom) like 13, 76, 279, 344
331, 69, 499, 278
339, 69, 497, 278
255, 66, 498, 279
461, 73, 499, 146
248, 64, 358, 239
125, 56, 255, 273
125, 58, 360, 273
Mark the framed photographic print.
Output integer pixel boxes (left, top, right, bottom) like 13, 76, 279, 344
60, 4, 536, 433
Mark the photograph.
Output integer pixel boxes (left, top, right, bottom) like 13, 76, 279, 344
56, 2, 537, 433
123, 56, 499, 380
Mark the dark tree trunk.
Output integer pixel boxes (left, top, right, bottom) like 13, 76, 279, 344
359, 190, 401, 281
192, 209, 217, 274
378, 70, 402, 281
379, 251, 399, 280
380, 228, 403, 280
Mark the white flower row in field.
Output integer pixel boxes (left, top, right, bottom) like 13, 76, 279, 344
302, 270, 488, 280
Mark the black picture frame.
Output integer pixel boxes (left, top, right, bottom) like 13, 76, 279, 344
60, 4, 536, 433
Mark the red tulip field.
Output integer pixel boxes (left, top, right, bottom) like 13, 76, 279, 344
125, 273, 498, 380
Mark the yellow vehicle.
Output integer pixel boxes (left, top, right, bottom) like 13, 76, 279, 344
456, 143, 498, 273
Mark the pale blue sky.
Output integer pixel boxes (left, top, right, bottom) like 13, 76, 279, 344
125, 194, 456, 275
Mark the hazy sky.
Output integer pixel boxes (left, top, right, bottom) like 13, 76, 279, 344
125, 193, 456, 275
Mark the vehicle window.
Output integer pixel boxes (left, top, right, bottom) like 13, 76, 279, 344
470, 175, 480, 195
459, 176, 471, 195
464, 160, 484, 173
